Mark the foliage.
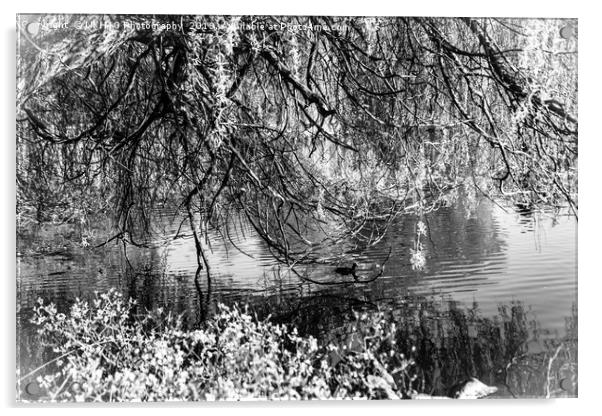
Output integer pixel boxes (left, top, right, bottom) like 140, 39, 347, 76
17, 15, 578, 272
25, 289, 423, 402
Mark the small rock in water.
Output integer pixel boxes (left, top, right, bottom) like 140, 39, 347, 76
448, 377, 498, 399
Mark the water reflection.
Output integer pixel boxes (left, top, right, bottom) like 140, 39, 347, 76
16, 197, 577, 398
321, 297, 577, 398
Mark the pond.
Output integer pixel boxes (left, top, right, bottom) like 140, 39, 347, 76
16, 196, 577, 399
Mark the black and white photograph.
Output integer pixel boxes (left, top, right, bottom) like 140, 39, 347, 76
15, 12, 578, 402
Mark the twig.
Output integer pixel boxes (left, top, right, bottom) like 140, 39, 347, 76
545, 344, 563, 398
18, 340, 113, 383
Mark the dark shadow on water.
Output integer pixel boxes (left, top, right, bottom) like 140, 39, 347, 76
233, 292, 577, 399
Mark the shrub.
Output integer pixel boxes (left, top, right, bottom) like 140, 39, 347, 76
26, 289, 418, 402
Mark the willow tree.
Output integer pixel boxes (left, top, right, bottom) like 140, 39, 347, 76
16, 15, 577, 281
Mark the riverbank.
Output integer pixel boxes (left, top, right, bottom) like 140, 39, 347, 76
18, 289, 576, 401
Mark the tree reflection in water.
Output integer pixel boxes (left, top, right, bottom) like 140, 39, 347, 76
250, 294, 577, 398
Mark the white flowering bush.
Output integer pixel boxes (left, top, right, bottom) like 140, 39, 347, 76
27, 289, 417, 402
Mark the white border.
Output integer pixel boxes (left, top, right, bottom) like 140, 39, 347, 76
3, 1, 598, 415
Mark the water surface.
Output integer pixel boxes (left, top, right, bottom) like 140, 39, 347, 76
16, 197, 577, 398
